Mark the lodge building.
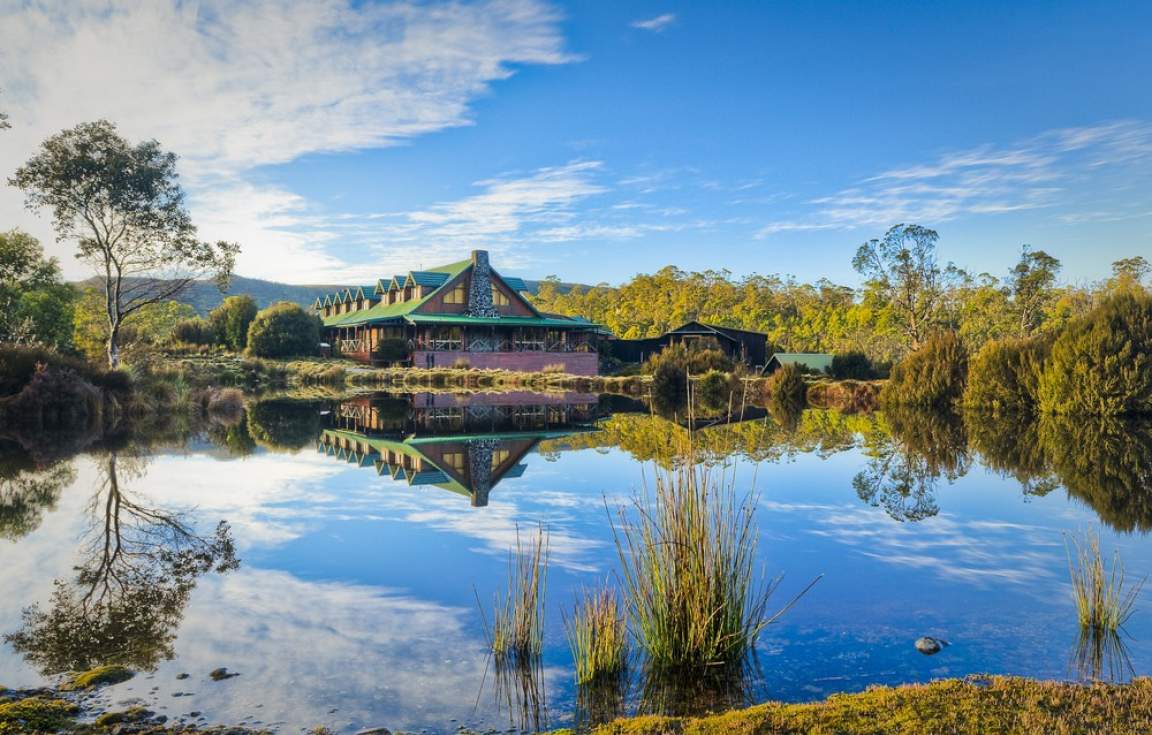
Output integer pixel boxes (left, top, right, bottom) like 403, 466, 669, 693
314, 250, 604, 375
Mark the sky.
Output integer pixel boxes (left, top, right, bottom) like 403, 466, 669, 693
0, 0, 1150, 287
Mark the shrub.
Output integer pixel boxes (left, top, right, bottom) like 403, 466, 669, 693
374, 337, 410, 363
1038, 291, 1152, 416
172, 317, 217, 346
882, 332, 968, 409
964, 336, 1050, 413
542, 363, 567, 374
694, 369, 740, 415
0, 344, 104, 397
647, 344, 734, 410
246, 302, 321, 358
4, 365, 103, 431
765, 363, 807, 415
831, 352, 877, 380
209, 295, 259, 351
452, 357, 472, 370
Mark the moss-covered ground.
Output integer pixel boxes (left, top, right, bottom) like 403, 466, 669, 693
551, 676, 1152, 735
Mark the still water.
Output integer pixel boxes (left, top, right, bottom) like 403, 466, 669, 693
2, 391, 1151, 733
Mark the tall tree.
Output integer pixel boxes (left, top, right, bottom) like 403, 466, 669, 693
1110, 256, 1150, 292
209, 294, 259, 351
1007, 245, 1061, 335
0, 229, 76, 349
10, 120, 238, 367
852, 224, 962, 350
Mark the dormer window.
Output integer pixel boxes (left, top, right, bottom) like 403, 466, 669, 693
444, 283, 466, 305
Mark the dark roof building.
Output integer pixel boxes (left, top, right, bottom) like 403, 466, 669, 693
609, 320, 770, 368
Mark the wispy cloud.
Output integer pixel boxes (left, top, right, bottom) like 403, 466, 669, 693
756, 120, 1152, 238
630, 13, 677, 32
0, 0, 573, 280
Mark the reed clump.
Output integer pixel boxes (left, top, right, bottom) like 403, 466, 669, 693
613, 458, 818, 671
1066, 530, 1145, 633
564, 585, 628, 684
485, 526, 549, 661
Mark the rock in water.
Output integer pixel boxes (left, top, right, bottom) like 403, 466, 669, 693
208, 668, 238, 681
915, 636, 949, 655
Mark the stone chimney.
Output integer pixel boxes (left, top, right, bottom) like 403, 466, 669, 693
467, 249, 499, 317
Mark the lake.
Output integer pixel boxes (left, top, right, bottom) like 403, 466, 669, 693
2, 391, 1150, 733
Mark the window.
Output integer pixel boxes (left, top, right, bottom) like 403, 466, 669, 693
492, 285, 510, 306
443, 452, 466, 473
491, 449, 510, 469
444, 283, 466, 304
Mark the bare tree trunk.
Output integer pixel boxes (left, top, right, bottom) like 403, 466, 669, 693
106, 320, 120, 369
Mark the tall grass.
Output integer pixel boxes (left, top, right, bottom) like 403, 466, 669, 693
482, 526, 549, 661
612, 457, 819, 670
564, 584, 628, 684
1066, 530, 1145, 633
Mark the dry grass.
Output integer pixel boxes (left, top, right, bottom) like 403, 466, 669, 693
1066, 530, 1145, 633
483, 526, 550, 661
564, 585, 628, 685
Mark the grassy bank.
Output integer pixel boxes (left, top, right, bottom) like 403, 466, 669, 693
551, 676, 1152, 735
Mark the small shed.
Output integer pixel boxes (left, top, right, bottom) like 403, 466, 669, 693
764, 352, 834, 375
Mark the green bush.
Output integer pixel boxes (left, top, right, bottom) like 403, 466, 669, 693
694, 369, 740, 415
374, 337, 410, 363
209, 295, 259, 351
1037, 291, 1152, 416
882, 331, 969, 409
831, 352, 879, 380
172, 317, 217, 346
246, 302, 321, 358
765, 362, 807, 415
0, 345, 121, 397
964, 336, 1050, 413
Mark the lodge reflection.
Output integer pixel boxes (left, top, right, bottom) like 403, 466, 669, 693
318, 392, 605, 507
4, 451, 238, 674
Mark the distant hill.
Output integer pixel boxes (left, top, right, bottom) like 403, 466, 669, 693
75, 275, 348, 316
73, 275, 600, 315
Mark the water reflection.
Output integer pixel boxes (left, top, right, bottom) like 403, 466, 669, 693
0, 442, 73, 540
4, 451, 238, 674
319, 392, 605, 507
1, 390, 1152, 730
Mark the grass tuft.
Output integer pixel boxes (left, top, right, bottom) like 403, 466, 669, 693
613, 455, 819, 671
483, 526, 549, 661
1066, 530, 1145, 633
564, 584, 628, 685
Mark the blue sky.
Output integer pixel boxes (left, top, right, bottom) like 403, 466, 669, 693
1, 0, 1150, 286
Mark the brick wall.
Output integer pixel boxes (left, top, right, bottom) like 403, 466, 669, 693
411, 351, 599, 376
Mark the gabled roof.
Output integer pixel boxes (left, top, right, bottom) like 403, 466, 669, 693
323, 257, 473, 328
407, 271, 452, 288
667, 321, 768, 341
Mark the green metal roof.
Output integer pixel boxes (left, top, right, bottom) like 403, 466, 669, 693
769, 353, 835, 371
503, 276, 528, 292
405, 314, 599, 328
323, 258, 473, 327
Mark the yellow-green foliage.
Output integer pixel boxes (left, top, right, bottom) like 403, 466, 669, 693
559, 676, 1152, 735
693, 370, 742, 416
565, 586, 627, 685
1038, 291, 1152, 416
63, 664, 134, 690
964, 335, 1049, 413
883, 331, 968, 408
0, 697, 78, 733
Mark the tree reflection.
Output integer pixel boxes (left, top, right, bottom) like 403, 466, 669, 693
852, 410, 970, 522
972, 415, 1152, 532
245, 398, 322, 452
4, 451, 238, 674
0, 443, 75, 540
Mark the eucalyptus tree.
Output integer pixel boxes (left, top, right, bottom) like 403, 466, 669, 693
10, 120, 239, 367
1008, 245, 1061, 336
852, 224, 965, 351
